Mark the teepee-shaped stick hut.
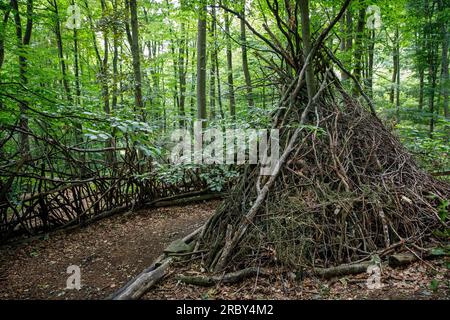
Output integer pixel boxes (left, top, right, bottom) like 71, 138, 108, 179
196, 0, 449, 272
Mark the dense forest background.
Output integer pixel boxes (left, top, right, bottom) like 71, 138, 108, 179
0, 0, 448, 240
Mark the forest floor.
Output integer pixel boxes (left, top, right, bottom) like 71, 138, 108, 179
0, 200, 448, 300
0, 201, 219, 300
144, 260, 449, 300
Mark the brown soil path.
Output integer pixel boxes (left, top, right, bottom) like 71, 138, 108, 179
0, 201, 219, 300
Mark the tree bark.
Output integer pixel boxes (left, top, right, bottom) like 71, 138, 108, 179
240, 3, 255, 109
439, 0, 449, 118
389, 26, 399, 108
209, 3, 217, 120
52, 0, 71, 102
341, 8, 353, 81
128, 0, 145, 121
225, 12, 236, 119
367, 29, 375, 98
112, 0, 120, 113
11, 0, 33, 158
299, 0, 315, 101
196, 1, 207, 127
0, 8, 10, 69
178, 21, 188, 127
353, 3, 365, 95
419, 68, 424, 110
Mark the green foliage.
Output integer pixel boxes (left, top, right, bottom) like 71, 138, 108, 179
0, 0, 449, 213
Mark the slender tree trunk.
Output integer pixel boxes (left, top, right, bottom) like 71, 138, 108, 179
215, 50, 224, 120
419, 68, 424, 110
240, 3, 254, 109
0, 8, 10, 69
396, 42, 401, 121
100, 0, 110, 116
299, 0, 315, 101
390, 26, 399, 106
112, 0, 119, 113
342, 9, 353, 80
109, 0, 120, 167
209, 3, 217, 120
224, 12, 236, 119
428, 37, 438, 137
171, 42, 180, 118
71, 2, 85, 175
179, 22, 188, 127
429, 67, 437, 137
128, 0, 145, 121
189, 40, 197, 128
340, 14, 346, 79
367, 29, 375, 98
353, 4, 365, 95
439, 0, 449, 118
11, 0, 33, 158
196, 1, 207, 127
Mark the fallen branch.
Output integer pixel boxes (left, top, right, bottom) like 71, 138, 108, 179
151, 193, 225, 208
112, 257, 173, 300
110, 226, 204, 300
314, 262, 372, 279
315, 252, 421, 279
176, 267, 269, 287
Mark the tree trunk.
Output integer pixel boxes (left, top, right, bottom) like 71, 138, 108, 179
439, 0, 449, 118
225, 12, 236, 119
419, 68, 424, 110
179, 21, 188, 127
11, 0, 33, 158
240, 3, 255, 109
196, 1, 207, 127
299, 0, 315, 101
189, 40, 197, 128
71, 1, 85, 175
52, 0, 71, 102
341, 9, 353, 81
353, 4, 365, 95
209, 3, 217, 120
112, 0, 120, 113
171, 41, 180, 123
100, 0, 114, 165
396, 41, 401, 122
128, 0, 145, 121
215, 46, 224, 120
0, 8, 10, 69
367, 29, 375, 98
389, 26, 399, 107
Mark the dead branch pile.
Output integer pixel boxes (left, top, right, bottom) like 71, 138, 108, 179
196, 56, 449, 272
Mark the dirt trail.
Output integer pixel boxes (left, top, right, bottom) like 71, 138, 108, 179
0, 201, 219, 300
